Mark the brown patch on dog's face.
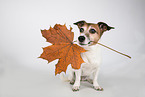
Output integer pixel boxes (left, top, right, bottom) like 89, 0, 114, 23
88, 24, 101, 45
74, 20, 114, 45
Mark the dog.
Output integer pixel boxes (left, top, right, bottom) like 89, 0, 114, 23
60, 20, 114, 91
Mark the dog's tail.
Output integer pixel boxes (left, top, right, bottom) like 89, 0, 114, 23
60, 73, 70, 82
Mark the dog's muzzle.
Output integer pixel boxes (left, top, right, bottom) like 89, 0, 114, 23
78, 36, 92, 45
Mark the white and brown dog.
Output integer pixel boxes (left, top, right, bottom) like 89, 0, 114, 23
61, 20, 114, 91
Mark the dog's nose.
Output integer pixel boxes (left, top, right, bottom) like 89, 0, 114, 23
78, 36, 85, 42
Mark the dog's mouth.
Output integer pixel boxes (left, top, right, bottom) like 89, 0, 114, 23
79, 43, 88, 45
74, 40, 98, 46
79, 41, 95, 46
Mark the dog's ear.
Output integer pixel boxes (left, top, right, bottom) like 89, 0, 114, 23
98, 22, 115, 32
74, 20, 86, 28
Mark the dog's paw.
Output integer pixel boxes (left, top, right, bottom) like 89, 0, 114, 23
72, 86, 80, 91
93, 86, 104, 91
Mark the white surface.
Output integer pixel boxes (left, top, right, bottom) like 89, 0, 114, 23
0, 0, 145, 97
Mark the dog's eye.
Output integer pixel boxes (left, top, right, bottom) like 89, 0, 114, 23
80, 28, 84, 32
89, 29, 96, 34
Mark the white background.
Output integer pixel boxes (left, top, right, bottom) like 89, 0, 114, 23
0, 0, 145, 97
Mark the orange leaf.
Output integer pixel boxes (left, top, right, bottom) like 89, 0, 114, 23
39, 24, 86, 75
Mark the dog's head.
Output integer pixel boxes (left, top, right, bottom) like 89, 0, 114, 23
74, 20, 114, 46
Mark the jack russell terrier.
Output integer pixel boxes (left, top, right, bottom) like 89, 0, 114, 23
60, 20, 114, 91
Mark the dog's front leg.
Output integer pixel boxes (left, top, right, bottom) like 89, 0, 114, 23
72, 69, 81, 91
93, 67, 103, 91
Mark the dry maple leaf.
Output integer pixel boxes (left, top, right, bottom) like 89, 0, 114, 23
39, 24, 86, 75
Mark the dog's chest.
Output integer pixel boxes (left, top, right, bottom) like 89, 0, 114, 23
81, 45, 102, 76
